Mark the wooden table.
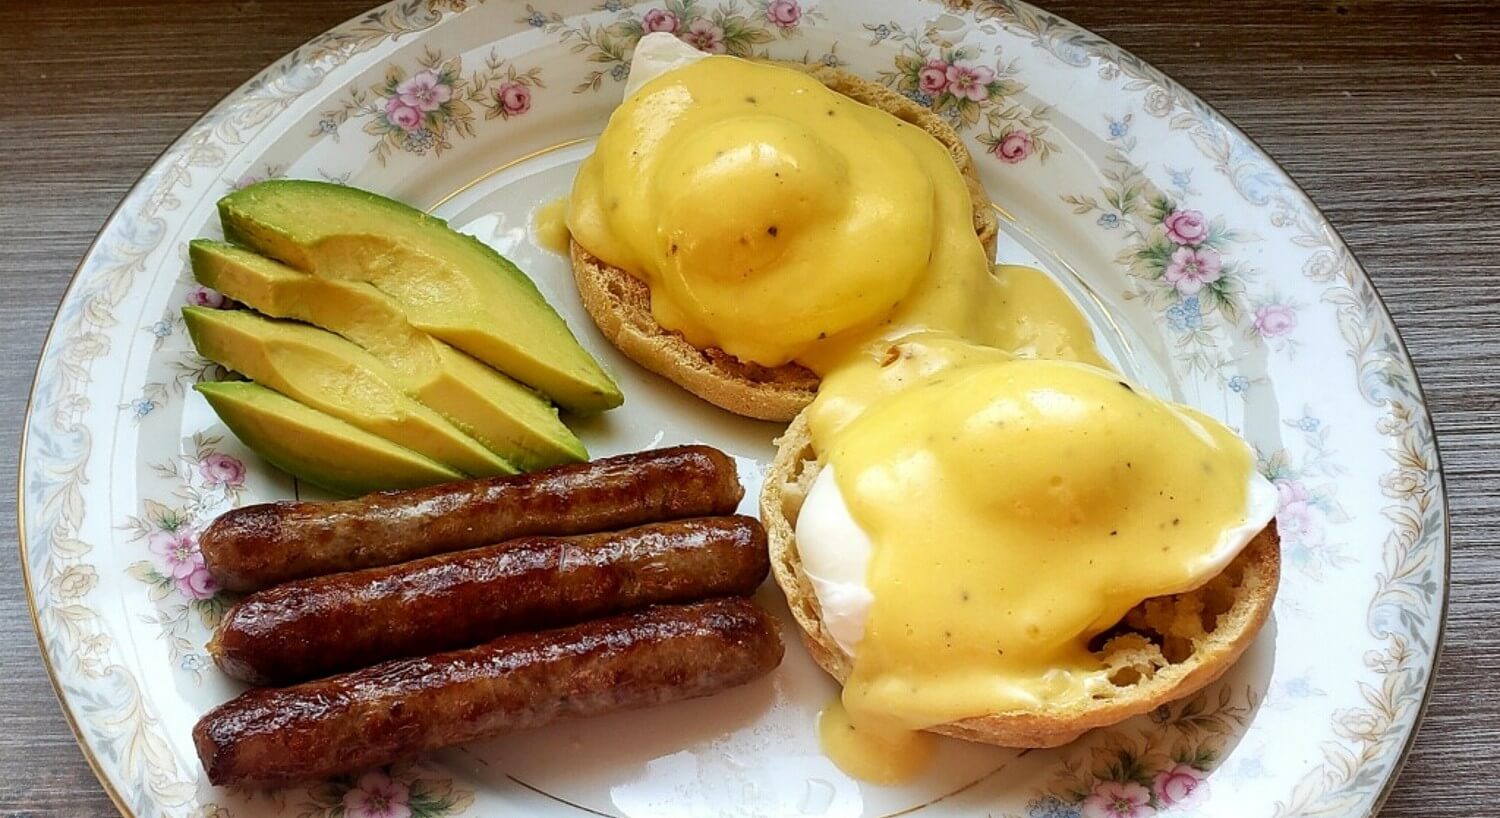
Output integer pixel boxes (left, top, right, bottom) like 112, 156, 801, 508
1, 1, 1495, 815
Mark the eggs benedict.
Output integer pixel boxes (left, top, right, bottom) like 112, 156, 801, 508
566, 34, 1282, 784
762, 334, 1280, 781
568, 34, 1101, 420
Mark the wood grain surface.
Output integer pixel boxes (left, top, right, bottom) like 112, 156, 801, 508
1, 1, 1495, 816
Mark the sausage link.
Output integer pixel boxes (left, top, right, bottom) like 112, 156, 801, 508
201, 445, 744, 591
209, 516, 770, 685
194, 598, 783, 787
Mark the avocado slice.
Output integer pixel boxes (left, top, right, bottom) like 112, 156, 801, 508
216, 180, 623, 414
196, 381, 462, 497
190, 240, 586, 471
182, 307, 516, 478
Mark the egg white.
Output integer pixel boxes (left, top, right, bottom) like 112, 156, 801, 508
622, 32, 708, 98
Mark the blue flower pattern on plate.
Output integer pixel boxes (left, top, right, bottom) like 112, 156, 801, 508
1166, 296, 1202, 331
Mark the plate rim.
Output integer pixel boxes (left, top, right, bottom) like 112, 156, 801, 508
15, 1, 1450, 816
1191, 51, 1452, 818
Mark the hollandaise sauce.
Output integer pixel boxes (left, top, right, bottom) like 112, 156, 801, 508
568, 55, 1102, 371
532, 197, 572, 255
568, 43, 1270, 785
808, 335, 1262, 725
816, 698, 936, 786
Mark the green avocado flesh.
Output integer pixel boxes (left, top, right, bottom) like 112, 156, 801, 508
190, 240, 586, 471
217, 180, 623, 414
195, 381, 462, 497
183, 306, 516, 478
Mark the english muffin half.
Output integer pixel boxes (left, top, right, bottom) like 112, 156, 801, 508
569, 62, 1000, 422
760, 410, 1281, 748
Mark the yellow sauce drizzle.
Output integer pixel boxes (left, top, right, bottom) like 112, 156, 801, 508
533, 197, 572, 255
817, 698, 936, 785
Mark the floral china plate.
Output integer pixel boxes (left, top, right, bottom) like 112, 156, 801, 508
19, 2, 1446, 817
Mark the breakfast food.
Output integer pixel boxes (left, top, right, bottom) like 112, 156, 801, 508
185, 179, 619, 497
185, 306, 518, 478
761, 336, 1280, 778
218, 180, 622, 414
191, 239, 586, 472
185, 34, 1283, 793
557, 41, 1281, 782
193, 445, 780, 788
566, 35, 1099, 420
201, 445, 743, 591
195, 381, 465, 496
195, 598, 784, 787
211, 516, 771, 685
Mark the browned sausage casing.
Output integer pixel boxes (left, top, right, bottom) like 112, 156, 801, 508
209, 516, 770, 685
201, 445, 744, 591
194, 598, 783, 787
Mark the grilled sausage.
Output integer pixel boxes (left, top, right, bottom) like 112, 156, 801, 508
194, 598, 783, 787
201, 446, 744, 591
209, 516, 770, 685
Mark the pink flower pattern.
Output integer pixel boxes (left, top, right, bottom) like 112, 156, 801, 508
185, 286, 227, 309
642, 8, 680, 33
994, 131, 1034, 164
1081, 780, 1156, 818
395, 70, 452, 112
1073, 128, 1262, 358
918, 59, 950, 94
496, 81, 532, 117
680, 18, 727, 53
1152, 763, 1209, 809
1163, 246, 1223, 295
148, 529, 218, 601
1163, 209, 1209, 245
766, 0, 801, 28
944, 60, 995, 102
1276, 478, 1324, 545
342, 771, 413, 818
1254, 303, 1298, 338
198, 453, 246, 487
148, 530, 196, 582
181, 568, 218, 600
881, 36, 1057, 165
384, 97, 424, 132
322, 51, 542, 164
